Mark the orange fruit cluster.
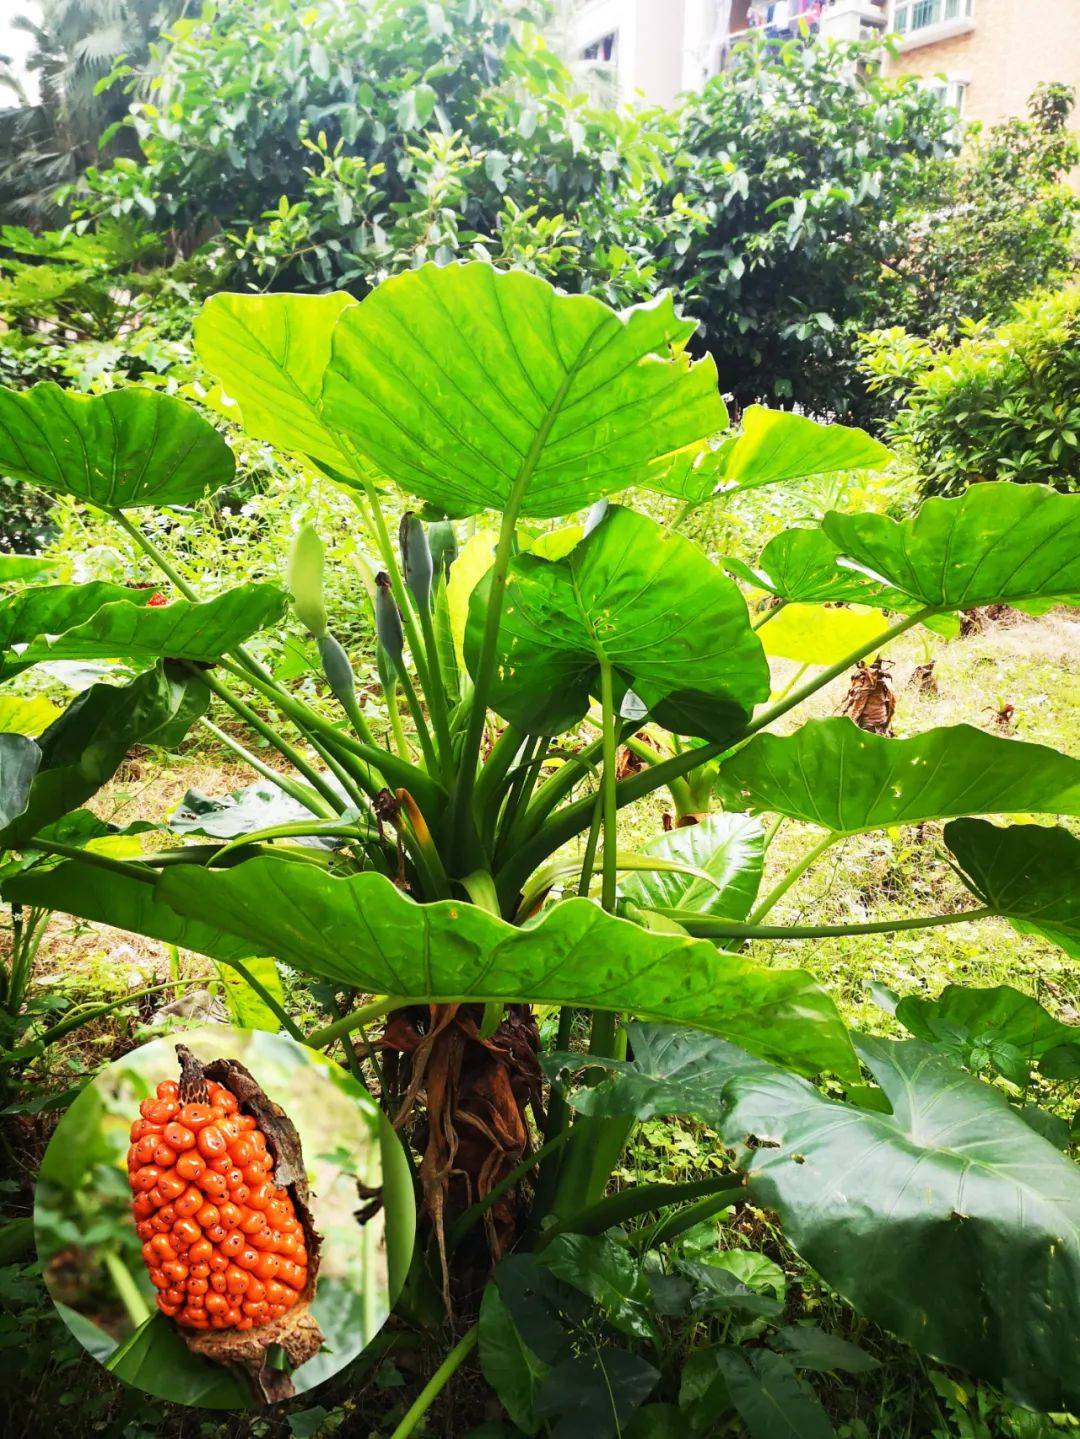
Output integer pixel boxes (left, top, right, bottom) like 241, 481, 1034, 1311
128, 1078, 309, 1331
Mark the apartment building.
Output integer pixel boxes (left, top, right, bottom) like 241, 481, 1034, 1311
566, 0, 1080, 125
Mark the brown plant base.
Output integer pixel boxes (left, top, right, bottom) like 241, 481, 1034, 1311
381, 1003, 542, 1308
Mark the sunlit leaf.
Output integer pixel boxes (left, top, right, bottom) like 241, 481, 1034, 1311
0, 383, 234, 507
759, 603, 890, 666
618, 813, 763, 919
719, 405, 890, 491
0, 582, 284, 679
194, 291, 357, 471
319, 262, 728, 518
0, 695, 61, 732
823, 483, 1080, 611
467, 506, 769, 741
713, 720, 1080, 833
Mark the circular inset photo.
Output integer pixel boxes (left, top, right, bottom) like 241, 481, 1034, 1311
34, 1025, 415, 1408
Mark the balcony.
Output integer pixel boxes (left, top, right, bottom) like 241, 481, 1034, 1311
893, 0, 976, 52
712, 1, 887, 72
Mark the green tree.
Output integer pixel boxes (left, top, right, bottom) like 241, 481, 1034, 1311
660, 34, 953, 421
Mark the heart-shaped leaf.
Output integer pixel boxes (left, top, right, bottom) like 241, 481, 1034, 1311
713, 719, 1080, 833
823, 483, 1080, 611
681, 1348, 835, 1439
0, 582, 284, 679
945, 819, 1080, 959
194, 291, 357, 471
466, 506, 769, 741
893, 983, 1080, 1085
0, 733, 39, 832
618, 813, 763, 919
719, 406, 890, 492
723, 528, 960, 638
0, 695, 62, 732
319, 262, 727, 518
10, 857, 855, 1077
0, 665, 209, 845
563, 1023, 1080, 1413
0, 383, 234, 508
758, 603, 891, 666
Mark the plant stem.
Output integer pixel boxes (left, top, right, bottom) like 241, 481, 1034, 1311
28, 840, 156, 884
497, 608, 936, 897
653, 906, 995, 940
104, 1252, 151, 1330
307, 997, 404, 1049
389, 1323, 479, 1439
753, 600, 787, 630
197, 717, 334, 817
631, 1185, 747, 1250
394, 655, 440, 775
542, 1174, 746, 1246
415, 600, 455, 778
598, 659, 618, 914
197, 669, 339, 815
216, 658, 441, 808
747, 831, 840, 924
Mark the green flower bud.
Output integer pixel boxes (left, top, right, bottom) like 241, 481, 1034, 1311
399, 511, 433, 612
317, 633, 355, 706
287, 522, 327, 638
374, 572, 404, 665
427, 518, 458, 582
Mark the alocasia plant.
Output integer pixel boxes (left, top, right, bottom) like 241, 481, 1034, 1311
2, 262, 1078, 1427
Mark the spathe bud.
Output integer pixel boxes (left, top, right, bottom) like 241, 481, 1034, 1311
584, 498, 608, 537
399, 511, 433, 613
287, 522, 327, 639
374, 572, 404, 665
317, 633, 355, 706
427, 519, 458, 583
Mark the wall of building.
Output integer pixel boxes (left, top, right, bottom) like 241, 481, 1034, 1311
882, 0, 1080, 126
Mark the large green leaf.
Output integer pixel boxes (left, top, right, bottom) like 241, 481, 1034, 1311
713, 719, 1080, 833
681, 1347, 835, 1439
944, 819, 1080, 959
0, 553, 56, 583
0, 383, 234, 507
893, 983, 1080, 1086
758, 603, 890, 667
563, 1023, 1080, 1412
466, 506, 769, 741
194, 291, 357, 471
143, 859, 854, 1076
0, 665, 209, 845
106, 1312, 250, 1410
1, 861, 256, 963
319, 261, 727, 518
719, 406, 890, 492
724, 527, 922, 610
0, 582, 283, 679
722, 528, 959, 638
0, 734, 39, 831
823, 483, 1080, 611
619, 813, 763, 919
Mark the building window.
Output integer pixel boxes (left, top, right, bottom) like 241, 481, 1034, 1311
582, 30, 618, 64
893, 0, 973, 33
924, 77, 968, 116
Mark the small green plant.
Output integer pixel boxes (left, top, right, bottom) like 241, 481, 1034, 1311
1, 263, 1078, 1433
862, 286, 1080, 495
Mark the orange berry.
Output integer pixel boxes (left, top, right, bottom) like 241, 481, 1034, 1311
174, 1185, 203, 1218
175, 1152, 204, 1182
230, 1138, 255, 1167
197, 1125, 226, 1159
204, 1292, 228, 1316
163, 1261, 188, 1285
208, 1252, 229, 1273
188, 1238, 213, 1264
240, 1211, 267, 1236
156, 1081, 180, 1101
187, 1277, 209, 1297
235, 1247, 259, 1271
252, 1253, 280, 1282
163, 1287, 185, 1307
157, 1170, 187, 1202
195, 1202, 220, 1229
142, 1099, 178, 1124
132, 1166, 160, 1193
172, 1218, 200, 1247
210, 1272, 228, 1293
179, 1103, 214, 1130
225, 1266, 249, 1296
245, 1276, 266, 1302
163, 1122, 195, 1151
147, 1268, 168, 1290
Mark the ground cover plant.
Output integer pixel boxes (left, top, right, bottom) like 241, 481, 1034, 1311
0, 261, 1078, 1434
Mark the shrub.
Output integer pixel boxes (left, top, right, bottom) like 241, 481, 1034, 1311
861, 286, 1080, 495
